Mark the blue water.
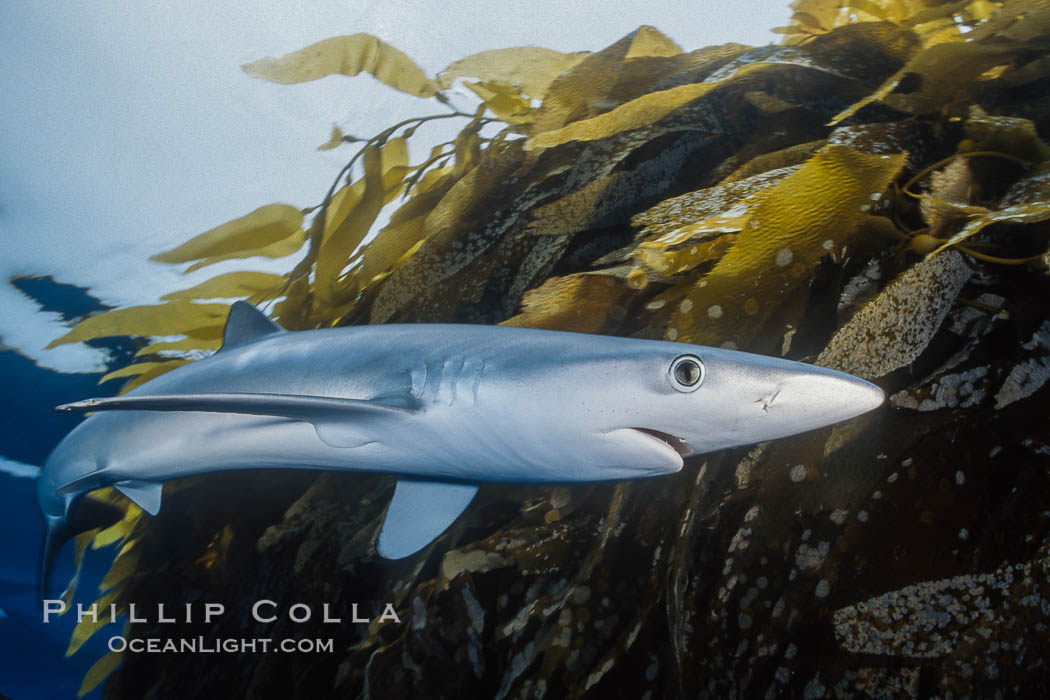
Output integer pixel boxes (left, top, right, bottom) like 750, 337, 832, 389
0, 278, 133, 699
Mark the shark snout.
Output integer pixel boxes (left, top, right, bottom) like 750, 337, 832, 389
672, 349, 885, 453
775, 369, 884, 423
738, 364, 884, 445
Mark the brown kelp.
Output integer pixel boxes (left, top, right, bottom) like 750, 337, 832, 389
47, 1, 1050, 696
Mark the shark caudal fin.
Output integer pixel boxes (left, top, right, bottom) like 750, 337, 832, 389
39, 515, 68, 600
39, 497, 124, 599
376, 479, 479, 559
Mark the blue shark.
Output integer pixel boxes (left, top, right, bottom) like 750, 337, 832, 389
39, 302, 883, 589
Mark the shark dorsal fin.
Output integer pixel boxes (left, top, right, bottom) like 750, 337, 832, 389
376, 479, 479, 558
221, 301, 283, 352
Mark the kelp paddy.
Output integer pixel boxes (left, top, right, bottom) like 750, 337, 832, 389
43, 0, 1050, 697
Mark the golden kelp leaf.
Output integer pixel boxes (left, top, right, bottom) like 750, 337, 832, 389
77, 650, 122, 698
242, 34, 437, 98
152, 204, 303, 265
830, 41, 1016, 124
381, 139, 410, 183
842, 0, 892, 21
92, 515, 136, 549
602, 44, 749, 110
846, 0, 967, 28
660, 146, 906, 345
772, 7, 834, 42
357, 177, 457, 284
724, 141, 826, 182
633, 233, 739, 275
971, 0, 1050, 42
930, 202, 1050, 255
786, 0, 932, 30
525, 63, 772, 151
911, 16, 965, 47
184, 229, 306, 273
527, 28, 655, 135
1000, 164, 1050, 206
780, 0, 839, 36
523, 171, 619, 236
1004, 53, 1050, 87
197, 524, 234, 570
160, 271, 286, 302
323, 137, 410, 243
634, 165, 801, 243
818, 251, 972, 378
324, 184, 365, 245
624, 25, 683, 58
410, 163, 455, 196
273, 277, 312, 330
437, 47, 588, 99
315, 144, 387, 304
466, 81, 533, 124
48, 302, 229, 348
135, 337, 222, 357
318, 125, 346, 150
502, 274, 635, 333
67, 590, 119, 657
965, 106, 1050, 161
99, 543, 141, 593
100, 360, 189, 385
369, 147, 527, 324
907, 0, 979, 29
118, 360, 190, 393
59, 528, 102, 608
452, 122, 483, 178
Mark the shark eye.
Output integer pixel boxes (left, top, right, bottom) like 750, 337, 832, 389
669, 355, 704, 392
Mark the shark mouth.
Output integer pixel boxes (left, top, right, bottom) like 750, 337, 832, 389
632, 428, 692, 459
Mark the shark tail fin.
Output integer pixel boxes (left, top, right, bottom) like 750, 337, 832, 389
39, 515, 68, 601
39, 497, 125, 600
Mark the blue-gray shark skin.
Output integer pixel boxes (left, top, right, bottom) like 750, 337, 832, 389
39, 302, 883, 589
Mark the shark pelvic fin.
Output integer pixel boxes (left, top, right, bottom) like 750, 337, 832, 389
376, 479, 479, 559
115, 480, 163, 515
220, 301, 284, 352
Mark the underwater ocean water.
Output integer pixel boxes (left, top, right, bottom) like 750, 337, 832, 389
7, 0, 1050, 698
2, 4, 788, 697
0, 281, 125, 699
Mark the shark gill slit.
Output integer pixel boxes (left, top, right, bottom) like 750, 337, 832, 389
467, 357, 485, 407
446, 356, 466, 407
423, 359, 443, 405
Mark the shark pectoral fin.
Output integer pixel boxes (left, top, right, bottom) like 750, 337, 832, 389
114, 480, 163, 515
376, 479, 479, 559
